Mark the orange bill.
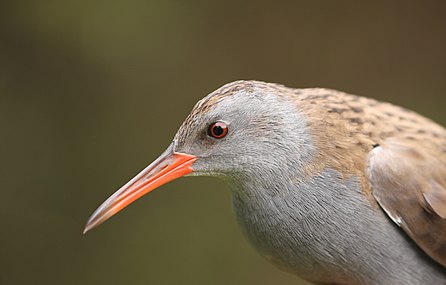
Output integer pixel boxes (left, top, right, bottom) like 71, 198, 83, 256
83, 142, 197, 233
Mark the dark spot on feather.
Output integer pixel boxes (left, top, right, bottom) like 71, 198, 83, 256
350, 106, 363, 113
349, 117, 363, 124
306, 94, 331, 100
328, 108, 348, 114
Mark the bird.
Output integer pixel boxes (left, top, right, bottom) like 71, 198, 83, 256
84, 80, 446, 285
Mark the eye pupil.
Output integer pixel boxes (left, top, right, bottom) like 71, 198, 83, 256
213, 126, 224, 136
208, 122, 228, 139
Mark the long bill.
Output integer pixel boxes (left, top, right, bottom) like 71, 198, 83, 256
83, 141, 197, 234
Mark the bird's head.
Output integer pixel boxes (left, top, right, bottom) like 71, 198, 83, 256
84, 81, 314, 233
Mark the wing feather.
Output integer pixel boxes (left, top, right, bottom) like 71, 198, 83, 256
367, 138, 446, 268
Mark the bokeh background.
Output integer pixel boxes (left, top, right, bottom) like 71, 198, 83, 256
1, 1, 445, 284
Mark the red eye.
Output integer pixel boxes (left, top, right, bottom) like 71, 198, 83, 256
208, 122, 228, 139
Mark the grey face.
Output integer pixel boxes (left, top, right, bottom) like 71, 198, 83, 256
174, 89, 314, 184
83, 84, 316, 234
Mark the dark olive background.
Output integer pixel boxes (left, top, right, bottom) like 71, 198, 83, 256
1, 1, 445, 284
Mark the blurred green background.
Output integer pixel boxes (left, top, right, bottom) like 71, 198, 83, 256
1, 1, 445, 284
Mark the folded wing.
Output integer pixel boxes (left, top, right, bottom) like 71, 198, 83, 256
367, 138, 446, 268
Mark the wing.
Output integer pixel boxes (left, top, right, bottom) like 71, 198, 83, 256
366, 137, 446, 268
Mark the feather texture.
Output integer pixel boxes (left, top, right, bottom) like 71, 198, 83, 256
367, 138, 446, 268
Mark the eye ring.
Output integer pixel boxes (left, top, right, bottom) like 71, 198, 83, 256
207, 121, 228, 139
